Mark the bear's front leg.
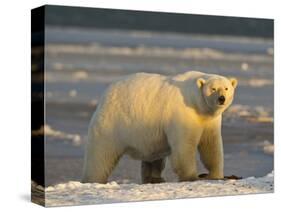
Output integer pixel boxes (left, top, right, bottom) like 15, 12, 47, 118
168, 128, 202, 181
170, 143, 199, 181
198, 121, 224, 180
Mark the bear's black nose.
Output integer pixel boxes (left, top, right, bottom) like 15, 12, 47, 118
218, 95, 225, 104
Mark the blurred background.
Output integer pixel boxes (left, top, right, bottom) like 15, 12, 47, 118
33, 5, 273, 186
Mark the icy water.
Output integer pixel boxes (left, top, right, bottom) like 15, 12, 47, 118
43, 27, 273, 186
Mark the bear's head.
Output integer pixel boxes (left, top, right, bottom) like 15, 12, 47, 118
197, 76, 237, 114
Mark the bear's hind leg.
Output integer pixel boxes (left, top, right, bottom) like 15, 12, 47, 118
82, 141, 123, 184
141, 158, 166, 184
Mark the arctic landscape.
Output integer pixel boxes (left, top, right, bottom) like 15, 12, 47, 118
31, 26, 273, 206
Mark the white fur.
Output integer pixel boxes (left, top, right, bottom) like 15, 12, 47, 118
82, 71, 237, 183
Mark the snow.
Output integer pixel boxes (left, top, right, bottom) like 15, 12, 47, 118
247, 79, 273, 87
68, 89, 78, 97
258, 140, 274, 155
263, 145, 274, 155
240, 62, 249, 71
32, 125, 82, 146
39, 171, 274, 207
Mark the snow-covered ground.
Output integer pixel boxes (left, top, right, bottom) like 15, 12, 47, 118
34, 171, 274, 207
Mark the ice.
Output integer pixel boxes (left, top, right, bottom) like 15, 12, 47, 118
225, 104, 273, 123
72, 70, 89, 80
46, 44, 273, 63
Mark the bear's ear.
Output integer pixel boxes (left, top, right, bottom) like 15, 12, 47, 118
229, 78, 238, 89
197, 78, 206, 88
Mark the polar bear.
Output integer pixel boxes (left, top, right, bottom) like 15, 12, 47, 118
82, 71, 237, 184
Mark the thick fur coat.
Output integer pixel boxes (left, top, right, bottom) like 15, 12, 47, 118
82, 71, 237, 183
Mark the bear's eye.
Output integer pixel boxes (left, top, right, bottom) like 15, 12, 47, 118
211, 88, 216, 92
225, 88, 228, 91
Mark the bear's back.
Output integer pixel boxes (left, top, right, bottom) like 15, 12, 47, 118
90, 72, 173, 153
102, 72, 168, 117
92, 73, 169, 130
